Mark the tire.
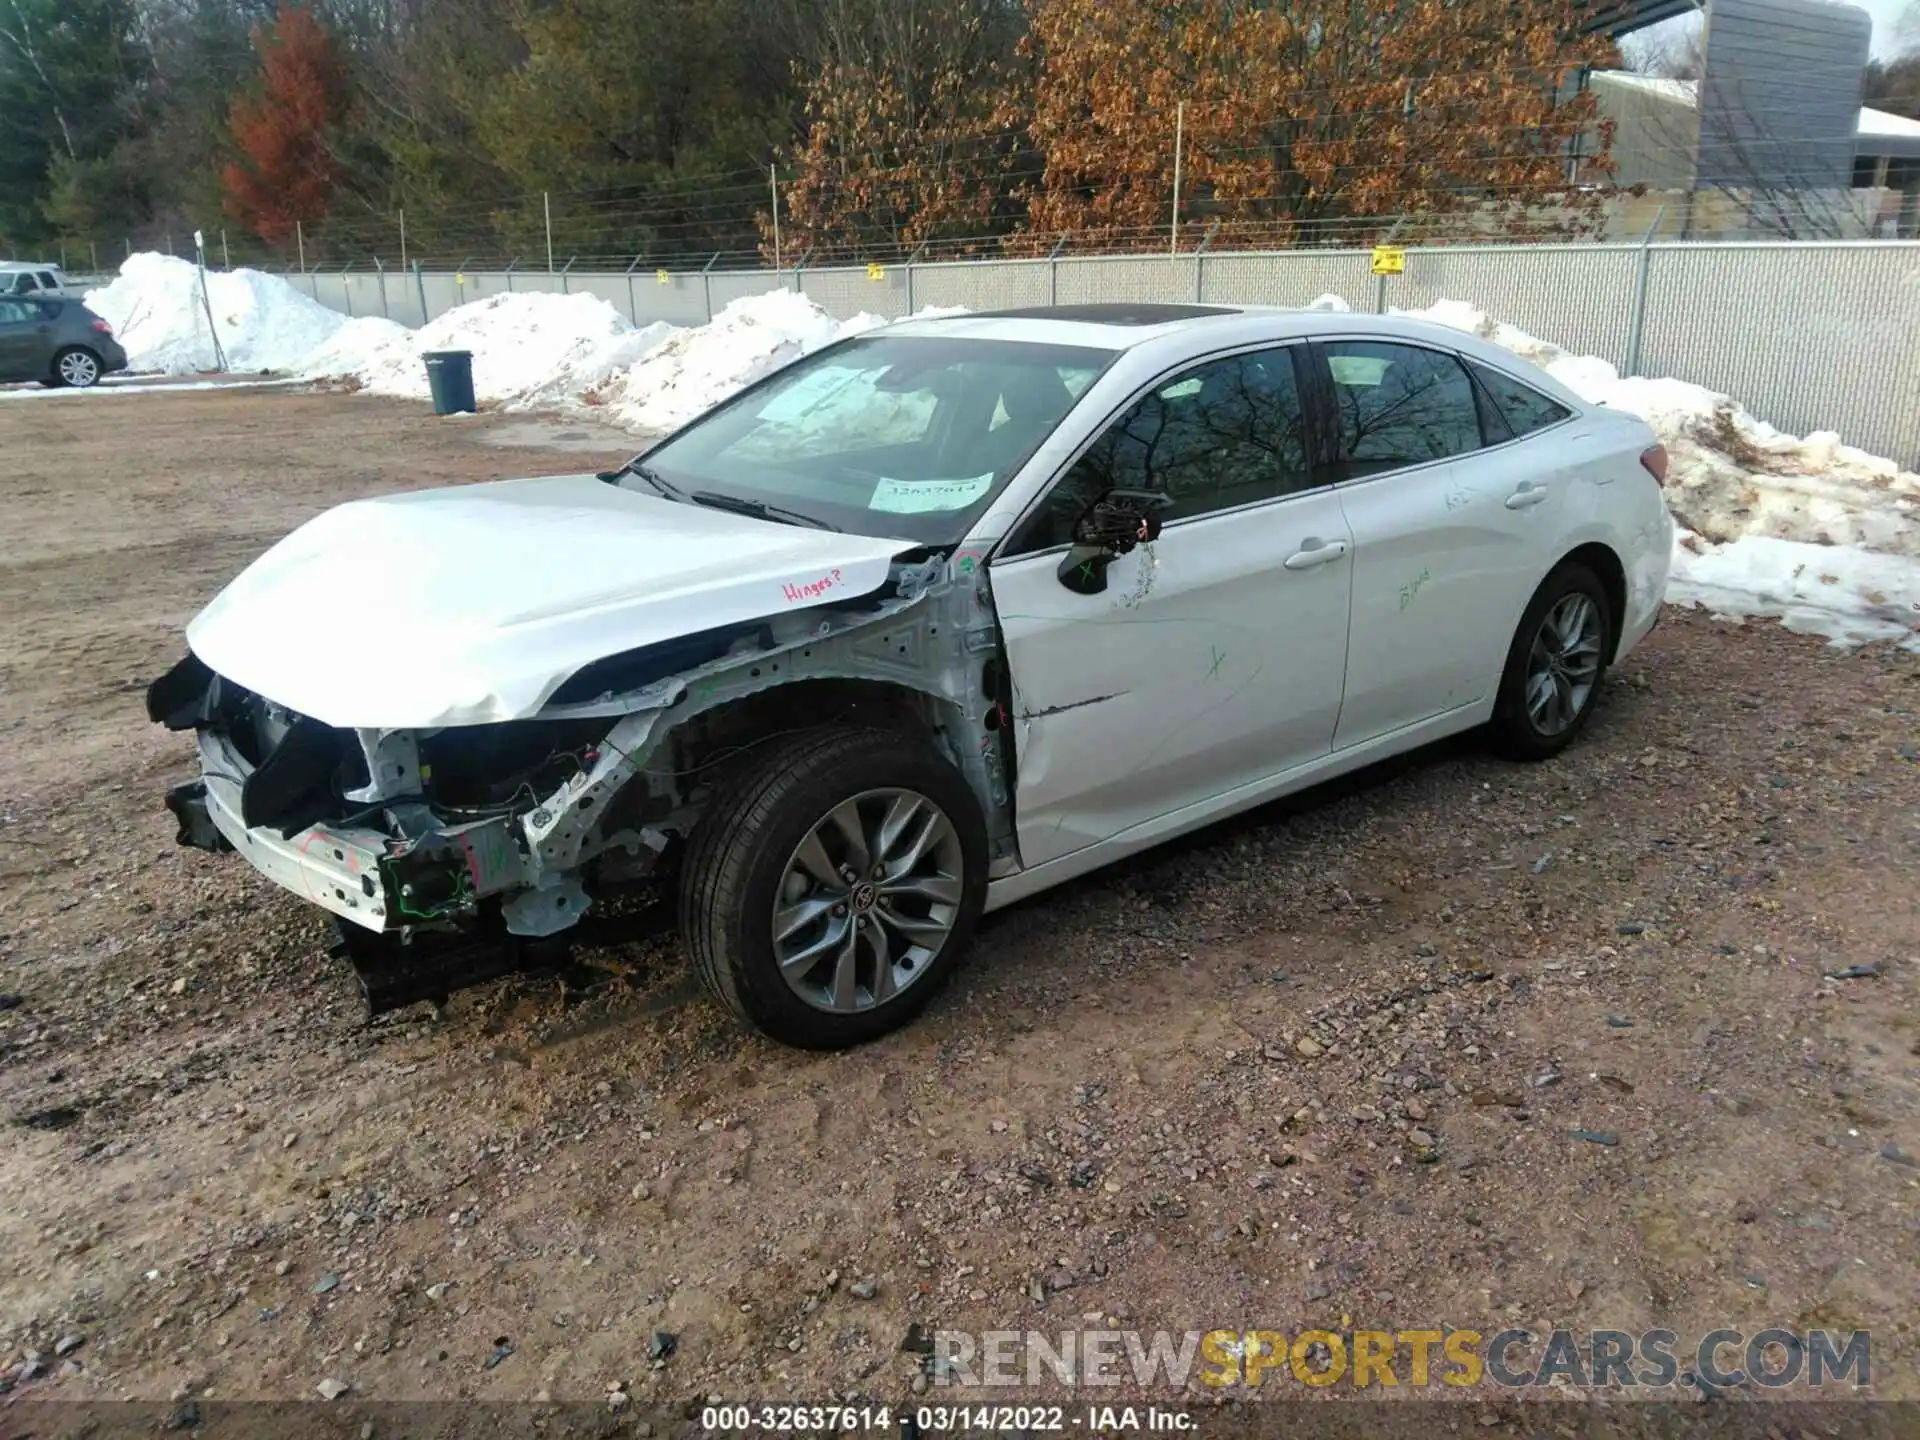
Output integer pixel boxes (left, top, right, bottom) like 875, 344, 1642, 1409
678, 725, 988, 1049
51, 347, 102, 389
1489, 561, 1615, 762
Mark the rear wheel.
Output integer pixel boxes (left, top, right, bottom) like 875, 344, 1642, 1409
1489, 562, 1613, 761
678, 726, 987, 1048
52, 347, 102, 389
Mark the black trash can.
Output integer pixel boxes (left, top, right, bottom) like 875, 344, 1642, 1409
422, 349, 476, 415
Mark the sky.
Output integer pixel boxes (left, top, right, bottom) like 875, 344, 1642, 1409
1621, 0, 1917, 62
1857, 0, 1919, 54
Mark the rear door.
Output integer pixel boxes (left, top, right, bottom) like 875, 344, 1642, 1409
989, 342, 1354, 868
1310, 338, 1573, 749
0, 299, 47, 381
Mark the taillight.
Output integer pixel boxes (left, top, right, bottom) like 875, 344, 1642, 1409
91, 318, 113, 334
1639, 444, 1668, 483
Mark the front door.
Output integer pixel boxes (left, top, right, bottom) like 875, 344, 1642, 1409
989, 344, 1354, 870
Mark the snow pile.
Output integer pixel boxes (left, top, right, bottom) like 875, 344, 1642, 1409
1665, 534, 1920, 650
1394, 298, 1920, 651
595, 289, 895, 433
298, 315, 413, 379
300, 290, 657, 407
85, 252, 356, 374
292, 287, 959, 429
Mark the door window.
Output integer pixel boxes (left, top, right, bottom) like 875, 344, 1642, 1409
36, 271, 57, 290
1468, 360, 1573, 438
1009, 346, 1312, 553
1319, 341, 1485, 480
0, 299, 37, 324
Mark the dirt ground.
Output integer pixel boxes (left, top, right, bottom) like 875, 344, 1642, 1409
1, 389, 1916, 1418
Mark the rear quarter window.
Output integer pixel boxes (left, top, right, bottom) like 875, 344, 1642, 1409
1469, 360, 1574, 437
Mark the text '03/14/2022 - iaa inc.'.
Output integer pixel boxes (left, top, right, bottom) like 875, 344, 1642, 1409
147, 302, 1673, 1047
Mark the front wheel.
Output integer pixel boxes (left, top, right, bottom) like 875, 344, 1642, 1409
52, 347, 102, 388
678, 726, 988, 1048
1489, 562, 1614, 761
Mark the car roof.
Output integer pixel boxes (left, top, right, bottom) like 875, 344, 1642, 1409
0, 261, 62, 271
878, 304, 1591, 410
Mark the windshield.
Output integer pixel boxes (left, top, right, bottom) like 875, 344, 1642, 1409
630, 334, 1116, 544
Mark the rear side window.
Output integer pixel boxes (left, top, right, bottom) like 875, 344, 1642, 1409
37, 271, 57, 289
1469, 360, 1573, 438
1318, 340, 1484, 478
0, 298, 35, 323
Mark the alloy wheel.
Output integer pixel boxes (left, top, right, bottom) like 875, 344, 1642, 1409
58, 351, 100, 387
771, 787, 965, 1014
1525, 592, 1603, 737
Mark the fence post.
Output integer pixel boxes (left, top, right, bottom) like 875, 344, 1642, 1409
544, 192, 554, 272
1373, 218, 1408, 315
505, 258, 517, 294
793, 248, 811, 295
413, 258, 429, 324
770, 163, 781, 273
296, 220, 305, 274
561, 256, 576, 294
905, 240, 927, 315
340, 259, 354, 318
220, 230, 229, 269
703, 252, 719, 322
1048, 236, 1066, 307
625, 255, 641, 323
374, 257, 388, 318
1194, 221, 1219, 303
1623, 206, 1665, 377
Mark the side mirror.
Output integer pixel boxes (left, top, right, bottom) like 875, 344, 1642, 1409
1056, 488, 1169, 594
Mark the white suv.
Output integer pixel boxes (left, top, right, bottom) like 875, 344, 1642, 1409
0, 263, 73, 297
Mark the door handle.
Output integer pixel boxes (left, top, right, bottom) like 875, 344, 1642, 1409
1283, 537, 1350, 571
1505, 483, 1548, 510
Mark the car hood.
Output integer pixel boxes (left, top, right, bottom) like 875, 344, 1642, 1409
186, 473, 919, 729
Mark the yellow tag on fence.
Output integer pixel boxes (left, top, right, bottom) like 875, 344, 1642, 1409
867, 263, 885, 281
454, 272, 466, 286
656, 269, 670, 285
1371, 245, 1406, 276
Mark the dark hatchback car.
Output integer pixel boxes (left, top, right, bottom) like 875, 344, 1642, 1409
0, 294, 129, 388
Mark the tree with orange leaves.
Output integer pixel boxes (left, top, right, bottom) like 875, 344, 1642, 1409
1013, 0, 1617, 250
780, 0, 1616, 258
763, 0, 1029, 264
221, 2, 351, 244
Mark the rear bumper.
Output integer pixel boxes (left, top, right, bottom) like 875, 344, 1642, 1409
99, 341, 129, 374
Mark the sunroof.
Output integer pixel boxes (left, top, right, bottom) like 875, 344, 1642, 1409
970, 303, 1241, 326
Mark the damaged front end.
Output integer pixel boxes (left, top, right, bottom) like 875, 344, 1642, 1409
148, 548, 1014, 1016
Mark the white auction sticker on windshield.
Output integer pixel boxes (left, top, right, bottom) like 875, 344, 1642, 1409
868, 474, 995, 514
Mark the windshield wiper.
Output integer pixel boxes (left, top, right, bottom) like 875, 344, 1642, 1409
689, 491, 835, 530
599, 458, 684, 500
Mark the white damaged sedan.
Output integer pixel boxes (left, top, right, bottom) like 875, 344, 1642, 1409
150, 302, 1673, 1047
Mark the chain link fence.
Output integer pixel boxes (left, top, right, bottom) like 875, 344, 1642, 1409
287, 240, 1920, 466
